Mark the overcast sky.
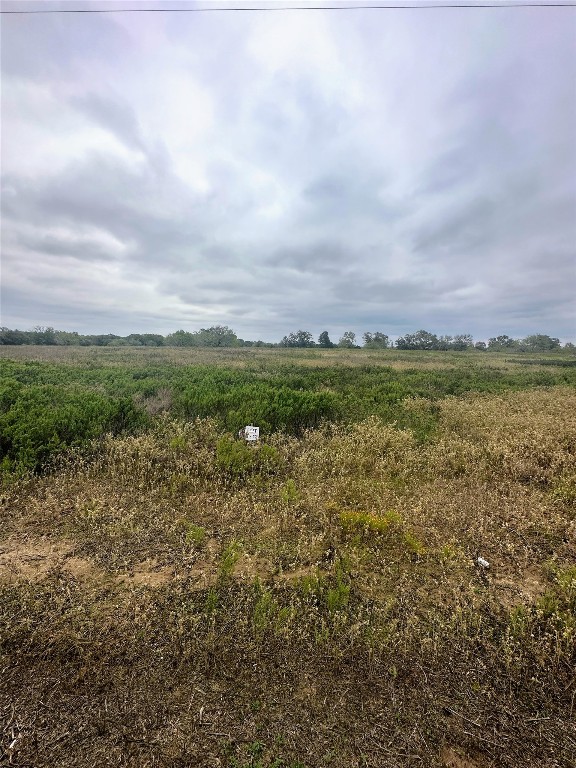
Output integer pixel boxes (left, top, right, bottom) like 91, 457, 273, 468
1, 1, 575, 342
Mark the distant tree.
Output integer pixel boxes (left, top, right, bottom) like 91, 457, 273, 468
520, 334, 561, 352
474, 341, 487, 351
564, 342, 575, 352
363, 332, 390, 349
80, 334, 120, 346
0, 327, 29, 345
196, 325, 238, 347
166, 330, 196, 346
166, 326, 238, 347
338, 331, 356, 348
488, 335, 519, 350
125, 333, 165, 347
452, 334, 474, 351
54, 330, 81, 346
436, 335, 453, 351
32, 326, 57, 345
280, 330, 315, 348
434, 334, 474, 351
396, 330, 438, 350
124, 335, 143, 346
318, 331, 334, 348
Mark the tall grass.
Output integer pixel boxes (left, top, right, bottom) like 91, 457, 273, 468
1, 385, 575, 766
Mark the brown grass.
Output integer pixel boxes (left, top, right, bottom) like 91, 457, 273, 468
0, 343, 566, 371
1, 388, 575, 767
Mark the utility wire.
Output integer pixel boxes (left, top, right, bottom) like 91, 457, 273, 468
1, 3, 575, 13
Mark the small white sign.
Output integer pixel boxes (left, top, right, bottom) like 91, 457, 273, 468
244, 425, 259, 442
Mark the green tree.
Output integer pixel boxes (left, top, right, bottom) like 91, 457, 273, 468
54, 330, 81, 346
318, 331, 334, 348
362, 332, 390, 349
166, 326, 238, 347
32, 326, 57, 345
520, 334, 561, 352
196, 325, 238, 347
280, 331, 315, 348
338, 331, 356, 348
452, 334, 474, 351
488, 335, 518, 350
0, 328, 29, 345
166, 330, 196, 346
436, 335, 453, 351
396, 330, 438, 350
125, 333, 165, 347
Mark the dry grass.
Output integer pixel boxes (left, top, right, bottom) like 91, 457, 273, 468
1, 343, 569, 372
1, 388, 575, 767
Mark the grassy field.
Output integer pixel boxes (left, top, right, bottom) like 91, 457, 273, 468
1, 347, 575, 767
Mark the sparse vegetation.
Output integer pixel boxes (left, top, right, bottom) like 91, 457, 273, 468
1, 346, 575, 767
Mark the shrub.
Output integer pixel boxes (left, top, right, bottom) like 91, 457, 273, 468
216, 437, 281, 478
0, 384, 147, 475
339, 508, 402, 534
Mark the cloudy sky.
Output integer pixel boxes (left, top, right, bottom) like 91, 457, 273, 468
1, 0, 575, 342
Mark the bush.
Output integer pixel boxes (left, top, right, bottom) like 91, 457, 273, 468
0, 383, 147, 474
216, 436, 281, 478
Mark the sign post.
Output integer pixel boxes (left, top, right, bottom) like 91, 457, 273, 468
238, 425, 259, 442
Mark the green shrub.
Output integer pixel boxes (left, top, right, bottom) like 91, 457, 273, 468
339, 509, 402, 534
219, 541, 241, 580
216, 437, 280, 478
0, 382, 147, 474
176, 519, 206, 547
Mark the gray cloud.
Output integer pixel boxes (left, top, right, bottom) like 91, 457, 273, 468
0, 9, 130, 81
1, 5, 575, 341
70, 92, 145, 151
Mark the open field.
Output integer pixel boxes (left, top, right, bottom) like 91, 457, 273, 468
1, 348, 575, 767
2, 346, 575, 477
1, 343, 575, 370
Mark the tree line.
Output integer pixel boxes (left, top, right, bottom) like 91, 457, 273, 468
279, 330, 570, 351
0, 326, 572, 352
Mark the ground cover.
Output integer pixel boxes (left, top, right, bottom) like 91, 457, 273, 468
1, 348, 575, 766
1, 346, 575, 478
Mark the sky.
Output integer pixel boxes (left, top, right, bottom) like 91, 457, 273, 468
1, 0, 575, 343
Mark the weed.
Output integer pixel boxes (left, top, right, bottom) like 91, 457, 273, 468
216, 437, 281, 479
252, 585, 277, 634
219, 541, 241, 580
204, 587, 219, 614
280, 479, 299, 504
176, 519, 206, 547
339, 508, 402, 535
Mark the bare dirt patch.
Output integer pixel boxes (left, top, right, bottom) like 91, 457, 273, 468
118, 559, 174, 587
186, 561, 218, 589
493, 565, 547, 609
0, 537, 108, 583
0, 537, 174, 588
440, 745, 487, 768
276, 566, 319, 583
233, 553, 271, 581
0, 538, 73, 582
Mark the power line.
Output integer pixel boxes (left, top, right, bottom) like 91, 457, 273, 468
1, 2, 575, 13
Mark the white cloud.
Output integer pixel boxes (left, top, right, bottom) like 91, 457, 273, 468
1, 5, 574, 341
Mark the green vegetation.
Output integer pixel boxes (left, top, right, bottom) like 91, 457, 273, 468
1, 347, 575, 766
1, 325, 571, 352
1, 346, 575, 479
0, 378, 146, 477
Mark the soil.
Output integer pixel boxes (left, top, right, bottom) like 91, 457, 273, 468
0, 537, 170, 588
440, 745, 488, 768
